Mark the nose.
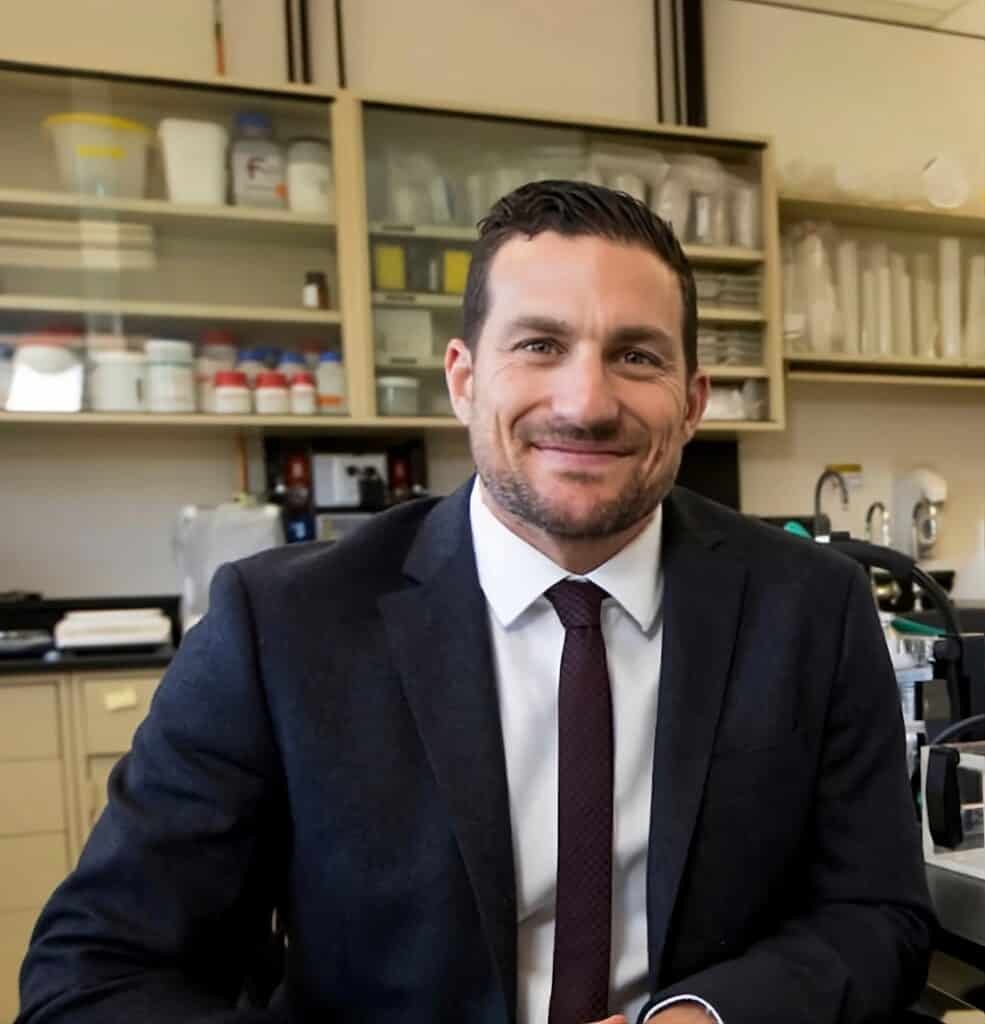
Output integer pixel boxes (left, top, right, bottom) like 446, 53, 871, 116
551, 348, 620, 427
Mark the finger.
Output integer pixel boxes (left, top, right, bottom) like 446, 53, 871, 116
588, 1016, 628, 1024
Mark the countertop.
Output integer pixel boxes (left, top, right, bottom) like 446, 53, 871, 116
0, 645, 174, 677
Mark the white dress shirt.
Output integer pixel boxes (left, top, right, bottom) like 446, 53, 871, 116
470, 480, 720, 1024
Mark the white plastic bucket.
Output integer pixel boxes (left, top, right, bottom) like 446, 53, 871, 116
145, 338, 195, 412
89, 350, 146, 412
287, 138, 334, 216
158, 119, 228, 205
43, 113, 150, 198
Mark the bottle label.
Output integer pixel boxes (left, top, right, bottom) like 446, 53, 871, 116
233, 149, 285, 201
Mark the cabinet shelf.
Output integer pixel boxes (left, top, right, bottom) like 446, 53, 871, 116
372, 359, 770, 379
697, 306, 765, 324
0, 296, 341, 325
779, 193, 985, 237
785, 352, 985, 374
0, 411, 462, 431
0, 410, 780, 432
0, 188, 336, 240
370, 292, 765, 324
369, 222, 764, 266
787, 370, 985, 390
706, 365, 769, 379
372, 292, 462, 309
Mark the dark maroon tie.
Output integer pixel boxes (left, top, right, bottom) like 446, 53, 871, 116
545, 579, 613, 1024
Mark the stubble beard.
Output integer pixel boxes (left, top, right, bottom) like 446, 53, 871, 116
472, 428, 679, 540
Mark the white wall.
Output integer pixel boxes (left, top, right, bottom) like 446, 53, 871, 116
704, 0, 985, 210
1, 429, 242, 596
740, 382, 985, 600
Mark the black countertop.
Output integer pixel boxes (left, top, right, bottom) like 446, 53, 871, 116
0, 646, 175, 677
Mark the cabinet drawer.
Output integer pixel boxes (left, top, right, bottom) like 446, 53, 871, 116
0, 908, 39, 1024
82, 675, 160, 756
0, 834, 68, 912
0, 685, 59, 761
0, 761, 66, 836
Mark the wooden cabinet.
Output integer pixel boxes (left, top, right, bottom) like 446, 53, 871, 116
0, 60, 785, 436
779, 194, 985, 392
0, 667, 163, 1021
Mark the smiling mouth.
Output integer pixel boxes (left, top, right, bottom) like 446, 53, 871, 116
532, 443, 633, 464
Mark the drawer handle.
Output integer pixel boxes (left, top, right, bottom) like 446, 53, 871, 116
103, 687, 138, 712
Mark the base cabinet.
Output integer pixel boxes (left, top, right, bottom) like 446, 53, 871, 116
0, 668, 163, 1021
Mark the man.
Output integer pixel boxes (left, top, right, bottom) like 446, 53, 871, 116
19, 182, 932, 1024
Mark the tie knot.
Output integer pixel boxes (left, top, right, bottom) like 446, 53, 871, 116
545, 579, 608, 629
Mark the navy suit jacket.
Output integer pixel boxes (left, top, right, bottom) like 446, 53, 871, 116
18, 482, 933, 1023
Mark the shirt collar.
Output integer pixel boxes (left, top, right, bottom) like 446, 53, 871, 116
469, 478, 663, 632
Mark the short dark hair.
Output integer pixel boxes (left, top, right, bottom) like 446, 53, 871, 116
462, 179, 697, 376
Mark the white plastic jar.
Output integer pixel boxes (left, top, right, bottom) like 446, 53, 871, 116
317, 351, 347, 414
286, 138, 334, 216
376, 375, 420, 417
289, 371, 317, 415
144, 338, 195, 412
89, 350, 146, 411
255, 371, 290, 415
214, 370, 251, 414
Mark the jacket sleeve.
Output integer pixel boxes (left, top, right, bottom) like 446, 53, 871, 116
639, 565, 935, 1024
18, 564, 286, 1024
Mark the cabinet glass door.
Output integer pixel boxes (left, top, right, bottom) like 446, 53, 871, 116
0, 64, 341, 417
363, 102, 772, 425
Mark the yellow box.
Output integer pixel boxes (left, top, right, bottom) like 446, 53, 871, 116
442, 249, 471, 295
373, 243, 407, 291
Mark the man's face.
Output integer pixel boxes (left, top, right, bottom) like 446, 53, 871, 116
445, 232, 708, 540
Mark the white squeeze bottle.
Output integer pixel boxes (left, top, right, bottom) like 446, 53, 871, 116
317, 351, 347, 415
231, 112, 286, 209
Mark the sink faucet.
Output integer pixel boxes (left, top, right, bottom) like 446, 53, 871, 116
865, 501, 890, 546
813, 469, 849, 540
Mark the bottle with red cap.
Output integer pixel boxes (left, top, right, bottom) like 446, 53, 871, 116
255, 371, 290, 415
289, 371, 317, 415
214, 370, 251, 414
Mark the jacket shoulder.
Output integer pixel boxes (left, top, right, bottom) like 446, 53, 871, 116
669, 486, 862, 586
229, 496, 442, 606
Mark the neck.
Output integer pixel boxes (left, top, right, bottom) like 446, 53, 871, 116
478, 483, 652, 575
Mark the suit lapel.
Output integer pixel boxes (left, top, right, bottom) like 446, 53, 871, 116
379, 483, 517, 1023
646, 490, 748, 987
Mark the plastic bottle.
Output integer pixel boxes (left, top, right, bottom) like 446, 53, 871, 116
278, 351, 307, 377
231, 112, 286, 209
255, 371, 290, 414
214, 370, 251, 414
235, 348, 265, 387
317, 351, 347, 415
289, 371, 317, 415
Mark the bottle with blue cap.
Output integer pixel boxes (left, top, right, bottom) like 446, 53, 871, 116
235, 348, 265, 388
231, 111, 285, 209
316, 350, 347, 415
278, 350, 307, 379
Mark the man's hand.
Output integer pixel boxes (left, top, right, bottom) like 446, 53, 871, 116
588, 1016, 627, 1024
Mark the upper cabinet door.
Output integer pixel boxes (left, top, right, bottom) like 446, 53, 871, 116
0, 0, 289, 87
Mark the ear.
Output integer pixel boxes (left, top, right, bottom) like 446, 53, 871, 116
681, 370, 710, 442
445, 337, 475, 426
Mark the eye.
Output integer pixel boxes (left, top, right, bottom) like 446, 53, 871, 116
518, 337, 560, 355
621, 348, 663, 368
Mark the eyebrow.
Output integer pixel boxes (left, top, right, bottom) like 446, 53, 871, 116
504, 315, 674, 348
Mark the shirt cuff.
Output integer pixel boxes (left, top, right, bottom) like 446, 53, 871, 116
643, 994, 724, 1024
